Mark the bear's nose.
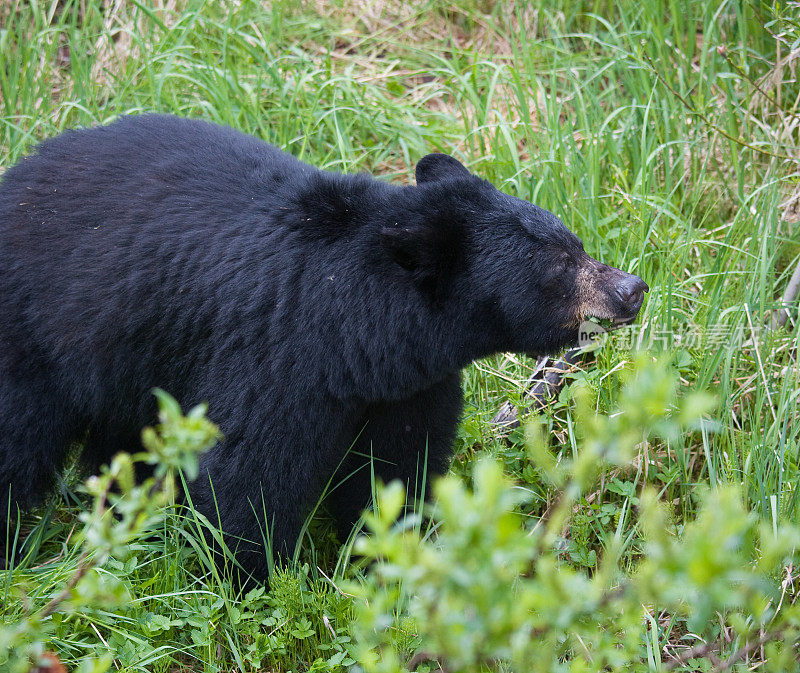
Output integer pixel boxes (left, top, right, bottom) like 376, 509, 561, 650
614, 274, 649, 313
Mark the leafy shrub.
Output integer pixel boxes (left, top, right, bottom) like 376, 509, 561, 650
0, 391, 220, 673
350, 357, 800, 672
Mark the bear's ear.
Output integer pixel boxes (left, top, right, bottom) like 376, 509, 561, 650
415, 153, 471, 184
380, 224, 445, 287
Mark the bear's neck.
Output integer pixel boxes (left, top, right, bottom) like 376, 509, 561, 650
314, 188, 497, 402
326, 289, 484, 403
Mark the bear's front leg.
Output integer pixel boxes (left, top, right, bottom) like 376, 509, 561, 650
187, 408, 349, 584
328, 372, 464, 541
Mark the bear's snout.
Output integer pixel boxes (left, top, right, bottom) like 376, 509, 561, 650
611, 273, 649, 318
576, 260, 649, 323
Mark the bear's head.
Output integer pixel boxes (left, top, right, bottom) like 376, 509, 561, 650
381, 153, 648, 358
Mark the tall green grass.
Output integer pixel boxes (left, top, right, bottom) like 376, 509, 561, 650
1, 0, 799, 670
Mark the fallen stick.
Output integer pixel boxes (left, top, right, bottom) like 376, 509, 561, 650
491, 346, 586, 431
771, 255, 800, 329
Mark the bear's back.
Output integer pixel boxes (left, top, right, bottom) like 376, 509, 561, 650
0, 116, 321, 413
0, 115, 309, 239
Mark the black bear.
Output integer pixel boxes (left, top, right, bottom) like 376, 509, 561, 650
0, 115, 647, 581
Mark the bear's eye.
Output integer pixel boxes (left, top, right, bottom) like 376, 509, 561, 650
552, 252, 572, 274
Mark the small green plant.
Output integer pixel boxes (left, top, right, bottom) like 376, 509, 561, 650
0, 391, 220, 673
230, 567, 355, 672
350, 357, 800, 672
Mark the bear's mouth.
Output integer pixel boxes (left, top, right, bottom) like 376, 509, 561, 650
567, 313, 636, 331
588, 315, 638, 328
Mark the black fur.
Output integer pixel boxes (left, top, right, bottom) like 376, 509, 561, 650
0, 114, 599, 581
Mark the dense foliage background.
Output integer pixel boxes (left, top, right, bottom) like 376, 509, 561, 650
1, 0, 799, 670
